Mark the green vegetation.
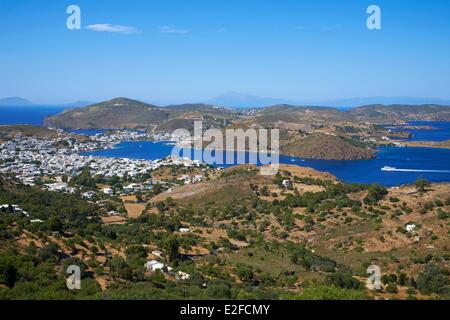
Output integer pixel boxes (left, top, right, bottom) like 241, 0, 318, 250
416, 264, 450, 295
296, 285, 368, 300
364, 184, 388, 205
415, 178, 431, 193
0, 165, 449, 300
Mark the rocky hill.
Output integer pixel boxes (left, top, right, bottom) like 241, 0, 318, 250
44, 98, 237, 131
349, 104, 450, 123
281, 134, 376, 160
255, 104, 351, 126
42, 98, 450, 161
45, 98, 450, 130
44, 98, 168, 130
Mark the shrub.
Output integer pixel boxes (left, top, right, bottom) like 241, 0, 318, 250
325, 270, 362, 290
415, 179, 431, 193
364, 184, 388, 205
437, 209, 448, 220
206, 280, 232, 299
386, 283, 398, 293
416, 264, 450, 295
235, 264, 254, 282
297, 285, 367, 300
434, 200, 444, 207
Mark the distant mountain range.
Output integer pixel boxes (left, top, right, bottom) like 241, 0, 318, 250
317, 97, 450, 109
0, 97, 95, 108
43, 97, 450, 131
206, 92, 299, 108
2, 94, 450, 109
206, 92, 450, 109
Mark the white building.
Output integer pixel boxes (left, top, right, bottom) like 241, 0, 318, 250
144, 260, 173, 273
45, 182, 69, 192
123, 183, 144, 193
0, 204, 30, 217
282, 179, 292, 188
102, 188, 114, 195
82, 191, 96, 199
176, 271, 191, 281
193, 175, 204, 183
179, 175, 191, 185
1, 204, 21, 213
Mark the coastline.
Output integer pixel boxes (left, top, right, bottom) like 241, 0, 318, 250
3, 123, 450, 187
404, 140, 450, 149
176, 141, 376, 161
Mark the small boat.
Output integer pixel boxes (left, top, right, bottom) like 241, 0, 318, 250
382, 166, 450, 173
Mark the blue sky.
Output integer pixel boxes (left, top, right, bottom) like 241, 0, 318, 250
1, 0, 450, 104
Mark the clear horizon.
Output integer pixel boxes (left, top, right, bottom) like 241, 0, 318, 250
1, 0, 450, 104
3, 94, 450, 107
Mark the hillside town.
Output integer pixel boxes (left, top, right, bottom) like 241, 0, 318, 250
0, 129, 202, 188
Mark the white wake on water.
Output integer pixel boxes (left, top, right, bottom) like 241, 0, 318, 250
381, 166, 450, 174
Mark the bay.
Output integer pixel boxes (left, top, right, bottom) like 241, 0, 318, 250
1, 105, 449, 187
83, 142, 450, 187
388, 121, 450, 142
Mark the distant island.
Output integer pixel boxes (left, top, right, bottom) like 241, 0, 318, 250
0, 97, 95, 108
206, 93, 450, 109
0, 97, 34, 106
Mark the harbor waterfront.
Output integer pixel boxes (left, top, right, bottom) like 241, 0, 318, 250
1, 106, 449, 187
0, 129, 201, 187
82, 139, 450, 187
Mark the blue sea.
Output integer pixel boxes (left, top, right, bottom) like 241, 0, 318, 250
387, 121, 450, 142
69, 129, 112, 136
83, 141, 450, 187
0, 106, 67, 125
1, 106, 450, 186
